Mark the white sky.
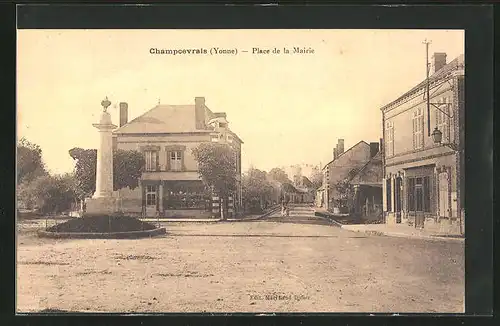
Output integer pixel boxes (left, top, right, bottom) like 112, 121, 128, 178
17, 29, 464, 175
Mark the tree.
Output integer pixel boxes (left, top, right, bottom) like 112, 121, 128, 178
242, 168, 274, 213
310, 168, 324, 189
268, 167, 291, 184
68, 148, 97, 200
192, 142, 237, 220
17, 137, 48, 184
334, 178, 355, 214
25, 173, 78, 215
68, 148, 145, 201
113, 149, 145, 191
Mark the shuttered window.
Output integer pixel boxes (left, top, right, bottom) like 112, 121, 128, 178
385, 121, 394, 157
145, 151, 158, 171
170, 151, 182, 171
412, 108, 424, 150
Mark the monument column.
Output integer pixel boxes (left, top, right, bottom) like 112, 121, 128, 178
93, 97, 116, 198
85, 97, 118, 215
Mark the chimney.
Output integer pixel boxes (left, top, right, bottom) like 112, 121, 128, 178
337, 139, 345, 155
369, 142, 379, 158
119, 102, 128, 127
195, 97, 206, 129
333, 148, 338, 160
431, 52, 447, 75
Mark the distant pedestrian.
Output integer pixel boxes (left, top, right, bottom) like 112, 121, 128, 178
281, 203, 286, 217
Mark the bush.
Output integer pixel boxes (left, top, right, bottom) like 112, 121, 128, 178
29, 174, 77, 214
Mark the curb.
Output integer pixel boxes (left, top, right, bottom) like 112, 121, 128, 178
37, 227, 167, 239
313, 212, 343, 227
141, 219, 221, 223
341, 226, 465, 243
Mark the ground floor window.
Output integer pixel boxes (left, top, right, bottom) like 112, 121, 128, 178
164, 181, 211, 211
407, 176, 431, 212
146, 185, 157, 206
165, 192, 211, 210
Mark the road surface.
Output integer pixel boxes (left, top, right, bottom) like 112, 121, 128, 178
17, 204, 464, 313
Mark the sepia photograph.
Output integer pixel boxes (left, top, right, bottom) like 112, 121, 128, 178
16, 28, 465, 313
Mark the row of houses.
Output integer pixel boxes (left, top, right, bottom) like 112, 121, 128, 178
316, 52, 465, 235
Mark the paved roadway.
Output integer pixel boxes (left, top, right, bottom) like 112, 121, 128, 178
261, 204, 336, 225
17, 204, 465, 313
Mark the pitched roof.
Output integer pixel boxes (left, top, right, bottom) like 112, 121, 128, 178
322, 140, 369, 171
380, 54, 465, 112
349, 151, 383, 184
114, 104, 203, 134
301, 176, 313, 188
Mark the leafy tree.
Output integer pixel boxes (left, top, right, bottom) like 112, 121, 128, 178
268, 167, 291, 184
25, 173, 78, 215
334, 178, 355, 213
242, 168, 274, 213
310, 168, 324, 189
68, 148, 145, 200
113, 150, 145, 191
17, 137, 48, 183
69, 148, 97, 200
192, 142, 237, 220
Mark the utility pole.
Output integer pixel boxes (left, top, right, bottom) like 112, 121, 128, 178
423, 39, 432, 137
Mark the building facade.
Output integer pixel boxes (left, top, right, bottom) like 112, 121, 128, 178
381, 53, 464, 234
349, 149, 383, 221
112, 97, 243, 218
318, 139, 379, 212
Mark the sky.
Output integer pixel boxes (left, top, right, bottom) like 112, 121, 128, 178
17, 29, 464, 175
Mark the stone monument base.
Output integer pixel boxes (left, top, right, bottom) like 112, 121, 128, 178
85, 197, 118, 215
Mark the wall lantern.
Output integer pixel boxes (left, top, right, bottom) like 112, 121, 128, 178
432, 127, 443, 144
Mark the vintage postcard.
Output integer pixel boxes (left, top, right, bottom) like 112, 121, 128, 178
16, 28, 465, 313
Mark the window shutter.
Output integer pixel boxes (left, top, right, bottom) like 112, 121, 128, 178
382, 178, 387, 212
156, 151, 160, 171
166, 151, 171, 171
181, 150, 186, 171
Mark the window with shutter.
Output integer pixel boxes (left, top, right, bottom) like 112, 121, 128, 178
412, 109, 423, 150
170, 151, 182, 171
385, 121, 394, 157
145, 151, 158, 171
436, 97, 450, 143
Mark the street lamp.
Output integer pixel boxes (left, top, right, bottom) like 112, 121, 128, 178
430, 103, 460, 151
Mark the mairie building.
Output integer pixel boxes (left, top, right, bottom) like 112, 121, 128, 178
112, 97, 243, 218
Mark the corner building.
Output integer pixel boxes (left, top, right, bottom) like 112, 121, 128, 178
380, 53, 464, 234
